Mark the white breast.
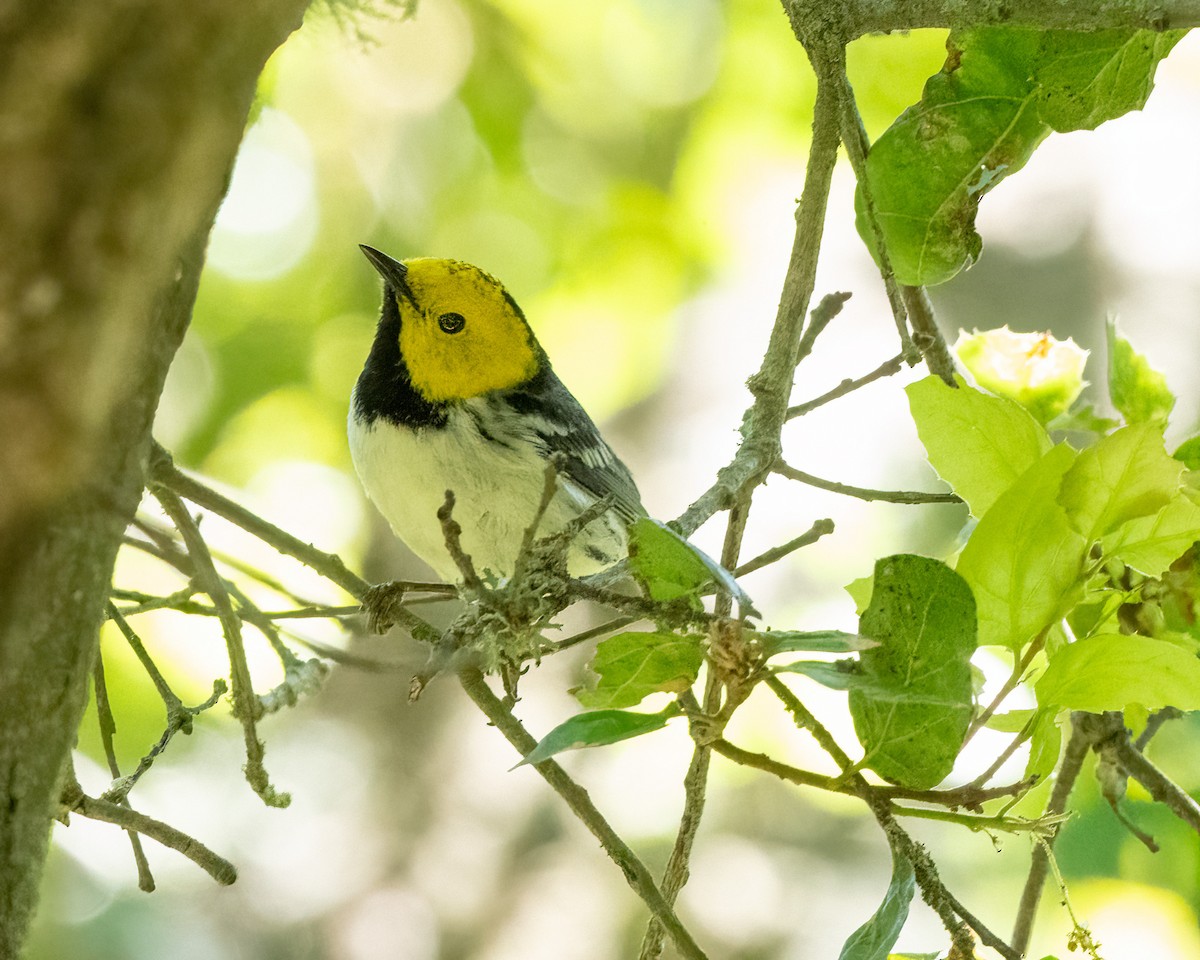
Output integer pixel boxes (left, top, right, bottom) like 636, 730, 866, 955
348, 401, 625, 582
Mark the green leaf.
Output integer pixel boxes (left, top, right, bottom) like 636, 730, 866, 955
986, 708, 1034, 733
773, 659, 863, 690
629, 518, 755, 613
957, 444, 1088, 649
855, 29, 1049, 286
837, 849, 915, 960
1047, 404, 1120, 438
757, 629, 877, 656
1034, 30, 1185, 133
850, 555, 977, 789
857, 28, 1181, 286
907, 375, 1052, 517
1036, 633, 1200, 712
1173, 436, 1200, 471
1107, 319, 1176, 426
575, 631, 703, 709
1025, 708, 1062, 784
846, 575, 875, 615
1058, 423, 1183, 542
1101, 488, 1200, 577
518, 704, 680, 766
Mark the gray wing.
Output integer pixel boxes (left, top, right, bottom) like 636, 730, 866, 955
491, 366, 645, 524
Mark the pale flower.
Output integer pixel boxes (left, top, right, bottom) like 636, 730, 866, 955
954, 326, 1088, 423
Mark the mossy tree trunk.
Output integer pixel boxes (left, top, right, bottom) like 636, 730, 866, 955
0, 1, 309, 954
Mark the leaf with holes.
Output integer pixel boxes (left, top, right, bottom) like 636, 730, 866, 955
849, 555, 977, 789
575, 631, 703, 709
858, 27, 1181, 286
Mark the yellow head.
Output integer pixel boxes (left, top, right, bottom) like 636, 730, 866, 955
364, 250, 541, 402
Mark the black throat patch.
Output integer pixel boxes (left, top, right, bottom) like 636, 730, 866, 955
353, 290, 449, 429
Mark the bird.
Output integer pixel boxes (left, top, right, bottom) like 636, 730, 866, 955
349, 244, 645, 583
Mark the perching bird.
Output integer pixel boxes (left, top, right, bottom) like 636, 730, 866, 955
349, 245, 645, 583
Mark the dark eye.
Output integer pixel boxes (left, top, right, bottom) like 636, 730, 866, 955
438, 312, 465, 334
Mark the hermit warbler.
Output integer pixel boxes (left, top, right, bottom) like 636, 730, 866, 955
349, 245, 645, 582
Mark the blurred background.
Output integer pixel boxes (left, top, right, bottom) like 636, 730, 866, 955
27, 1, 1200, 957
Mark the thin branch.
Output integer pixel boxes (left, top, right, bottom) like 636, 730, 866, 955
152, 485, 288, 808
795, 291, 853, 367
671, 56, 843, 538
734, 518, 835, 577
711, 738, 841, 791
552, 615, 638, 653
101, 680, 226, 806
437, 490, 485, 591
148, 442, 370, 601
91, 653, 155, 892
639, 495, 753, 960
968, 726, 1033, 790
63, 785, 237, 886
1112, 723, 1200, 835
786, 353, 906, 420
457, 667, 709, 960
107, 604, 182, 710
1135, 706, 1183, 750
766, 674, 1019, 959
712, 738, 1031, 811
775, 462, 961, 505
964, 631, 1048, 745
806, 0, 1200, 39
901, 285, 958, 386
830, 65, 914, 362
1011, 720, 1090, 954
148, 442, 443, 646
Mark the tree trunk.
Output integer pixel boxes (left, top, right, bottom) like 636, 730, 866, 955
0, 1, 309, 954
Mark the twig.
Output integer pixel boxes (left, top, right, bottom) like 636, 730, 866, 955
148, 443, 443, 646
1112, 723, 1200, 835
734, 518, 835, 577
152, 485, 289, 808
107, 604, 182, 709
712, 738, 1031, 810
148, 442, 370, 600
1011, 720, 1090, 954
552, 615, 638, 652
766, 674, 1018, 959
512, 454, 566, 585
968, 727, 1033, 790
710, 739, 840, 790
901, 285, 957, 386
828, 61, 914, 362
91, 652, 155, 892
101, 680, 227, 806
964, 631, 1048, 745
639, 495, 753, 959
457, 667, 709, 960
63, 783, 237, 886
774, 462, 960, 505
795, 292, 853, 367
786, 353, 906, 420
437, 490, 485, 591
1135, 706, 1182, 750
670, 56, 842, 539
